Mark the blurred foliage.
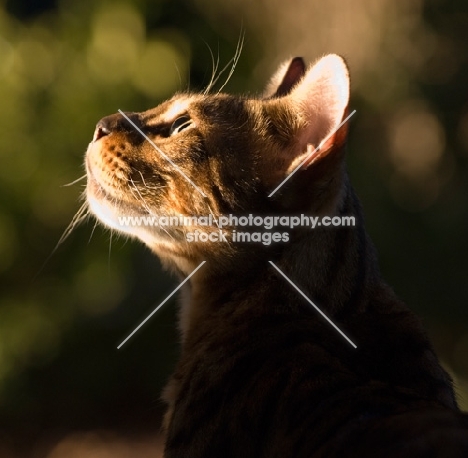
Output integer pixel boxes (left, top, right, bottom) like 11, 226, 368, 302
0, 0, 467, 455
0, 0, 258, 454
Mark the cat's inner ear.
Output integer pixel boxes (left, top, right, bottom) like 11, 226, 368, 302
283, 54, 350, 172
263, 57, 306, 98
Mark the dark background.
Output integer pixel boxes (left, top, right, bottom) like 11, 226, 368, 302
0, 0, 467, 456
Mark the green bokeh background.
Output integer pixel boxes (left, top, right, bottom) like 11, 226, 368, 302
0, 0, 467, 455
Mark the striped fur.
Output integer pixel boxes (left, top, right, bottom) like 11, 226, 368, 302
85, 55, 468, 457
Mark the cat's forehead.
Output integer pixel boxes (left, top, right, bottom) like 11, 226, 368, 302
142, 93, 253, 125
159, 96, 193, 122
140, 95, 195, 124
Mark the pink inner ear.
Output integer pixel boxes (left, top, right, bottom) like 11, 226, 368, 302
286, 119, 349, 176
289, 54, 350, 149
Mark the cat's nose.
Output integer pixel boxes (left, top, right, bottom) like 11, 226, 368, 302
93, 112, 139, 142
93, 115, 117, 142
93, 122, 111, 141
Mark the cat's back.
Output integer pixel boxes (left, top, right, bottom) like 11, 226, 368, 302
164, 279, 466, 458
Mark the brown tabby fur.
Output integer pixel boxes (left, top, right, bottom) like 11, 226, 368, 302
85, 54, 468, 457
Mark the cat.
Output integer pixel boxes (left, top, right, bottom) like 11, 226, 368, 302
85, 54, 468, 457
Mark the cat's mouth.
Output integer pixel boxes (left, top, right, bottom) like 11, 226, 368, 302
85, 143, 180, 244
86, 159, 114, 203
85, 150, 130, 210
86, 153, 139, 233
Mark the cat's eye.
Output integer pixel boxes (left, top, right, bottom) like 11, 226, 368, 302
169, 115, 192, 136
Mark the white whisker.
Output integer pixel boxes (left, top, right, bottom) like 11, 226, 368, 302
88, 217, 100, 244
34, 200, 89, 281
128, 179, 152, 215
203, 40, 220, 95
62, 174, 87, 187
210, 55, 236, 92
137, 171, 149, 189
108, 231, 113, 276
217, 27, 245, 94
56, 200, 89, 247
128, 179, 175, 241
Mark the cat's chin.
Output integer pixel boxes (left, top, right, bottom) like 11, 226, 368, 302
86, 189, 181, 248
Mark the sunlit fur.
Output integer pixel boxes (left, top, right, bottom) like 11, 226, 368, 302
85, 55, 468, 457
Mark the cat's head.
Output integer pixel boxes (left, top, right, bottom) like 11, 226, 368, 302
85, 54, 350, 272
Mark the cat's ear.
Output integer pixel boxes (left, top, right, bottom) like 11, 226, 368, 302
263, 57, 306, 98
285, 54, 350, 172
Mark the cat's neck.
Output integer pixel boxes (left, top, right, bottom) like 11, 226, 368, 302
174, 184, 381, 347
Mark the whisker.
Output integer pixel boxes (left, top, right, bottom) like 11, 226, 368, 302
143, 185, 167, 191
203, 40, 220, 95
108, 231, 113, 276
217, 26, 245, 94
33, 200, 89, 281
137, 171, 149, 189
88, 217, 100, 244
126, 176, 166, 192
173, 60, 183, 91
127, 179, 175, 241
62, 174, 87, 187
56, 201, 89, 248
210, 55, 236, 92
159, 223, 175, 240
128, 179, 152, 215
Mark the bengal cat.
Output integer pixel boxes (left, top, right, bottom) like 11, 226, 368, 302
85, 54, 468, 457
